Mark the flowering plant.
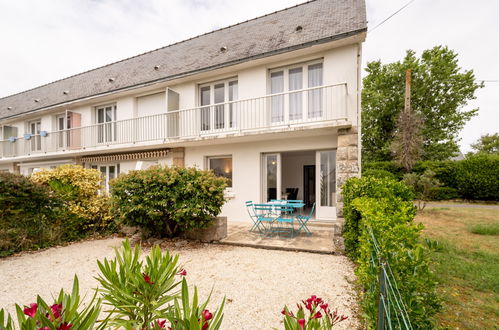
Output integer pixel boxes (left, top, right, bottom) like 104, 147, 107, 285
0, 276, 104, 330
281, 296, 348, 329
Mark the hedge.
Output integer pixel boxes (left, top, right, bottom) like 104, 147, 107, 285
363, 154, 499, 201
342, 176, 440, 328
110, 166, 227, 238
0, 172, 64, 256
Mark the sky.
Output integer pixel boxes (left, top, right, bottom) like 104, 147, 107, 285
0, 0, 497, 153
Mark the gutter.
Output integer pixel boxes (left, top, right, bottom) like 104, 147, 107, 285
0, 28, 367, 122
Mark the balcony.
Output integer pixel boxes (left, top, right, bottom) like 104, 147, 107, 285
0, 84, 349, 160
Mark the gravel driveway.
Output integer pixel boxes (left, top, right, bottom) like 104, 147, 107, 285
0, 238, 360, 329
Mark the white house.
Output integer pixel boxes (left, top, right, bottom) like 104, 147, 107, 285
0, 0, 367, 222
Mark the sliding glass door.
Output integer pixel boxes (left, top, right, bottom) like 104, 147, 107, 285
315, 150, 336, 219
262, 153, 281, 202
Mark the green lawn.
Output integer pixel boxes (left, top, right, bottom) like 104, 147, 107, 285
416, 207, 499, 329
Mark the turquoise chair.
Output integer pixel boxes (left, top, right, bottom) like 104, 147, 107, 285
274, 204, 297, 238
296, 203, 315, 236
245, 201, 263, 233
253, 203, 276, 237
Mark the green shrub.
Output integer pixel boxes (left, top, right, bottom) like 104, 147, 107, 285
362, 168, 397, 180
341, 176, 414, 259
352, 197, 440, 328
455, 154, 499, 200
413, 160, 459, 190
0, 172, 63, 256
428, 186, 459, 200
403, 170, 441, 209
362, 161, 405, 179
110, 166, 227, 238
31, 165, 114, 237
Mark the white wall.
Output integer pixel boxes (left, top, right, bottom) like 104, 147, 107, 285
184, 132, 336, 223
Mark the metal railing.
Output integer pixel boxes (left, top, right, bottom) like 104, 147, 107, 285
0, 83, 348, 158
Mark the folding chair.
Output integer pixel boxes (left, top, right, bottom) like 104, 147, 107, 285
253, 203, 276, 237
274, 204, 297, 238
296, 202, 315, 236
245, 201, 263, 233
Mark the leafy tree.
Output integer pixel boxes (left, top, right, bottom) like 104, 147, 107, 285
362, 46, 483, 161
469, 133, 499, 155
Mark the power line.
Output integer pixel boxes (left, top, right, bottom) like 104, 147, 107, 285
369, 0, 417, 33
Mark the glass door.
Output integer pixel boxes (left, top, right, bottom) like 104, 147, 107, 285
97, 105, 116, 143
262, 153, 281, 202
315, 150, 336, 219
29, 120, 41, 152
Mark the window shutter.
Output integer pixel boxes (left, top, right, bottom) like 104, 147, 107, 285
68, 112, 81, 149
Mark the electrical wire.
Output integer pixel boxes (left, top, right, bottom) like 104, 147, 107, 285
369, 0, 417, 33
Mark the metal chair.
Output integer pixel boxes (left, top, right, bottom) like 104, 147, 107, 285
253, 203, 276, 237
274, 204, 297, 238
245, 201, 263, 233
296, 202, 315, 236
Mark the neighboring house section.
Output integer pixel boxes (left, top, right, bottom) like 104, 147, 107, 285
0, 0, 367, 222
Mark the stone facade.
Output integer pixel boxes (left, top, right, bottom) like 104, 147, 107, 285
171, 147, 185, 167
336, 126, 360, 218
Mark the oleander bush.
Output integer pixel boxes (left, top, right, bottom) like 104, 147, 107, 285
0, 240, 225, 330
342, 176, 440, 328
31, 165, 114, 237
110, 166, 227, 238
0, 172, 64, 256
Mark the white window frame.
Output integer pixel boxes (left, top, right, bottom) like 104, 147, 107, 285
95, 104, 117, 144
268, 59, 324, 123
206, 155, 233, 189
91, 163, 119, 192
198, 78, 238, 132
27, 119, 42, 152
55, 113, 70, 149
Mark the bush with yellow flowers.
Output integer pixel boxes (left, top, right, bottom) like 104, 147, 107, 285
31, 165, 115, 238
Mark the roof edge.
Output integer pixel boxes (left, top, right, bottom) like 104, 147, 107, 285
0, 27, 366, 122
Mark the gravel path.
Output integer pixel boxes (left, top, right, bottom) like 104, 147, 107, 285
0, 238, 360, 329
424, 203, 499, 209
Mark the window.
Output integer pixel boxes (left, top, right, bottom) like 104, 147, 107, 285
199, 79, 238, 132
91, 164, 119, 192
56, 114, 71, 149
96, 105, 117, 143
207, 156, 232, 188
269, 61, 323, 122
28, 120, 42, 152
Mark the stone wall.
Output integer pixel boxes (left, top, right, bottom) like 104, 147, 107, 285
336, 126, 360, 218
183, 216, 227, 242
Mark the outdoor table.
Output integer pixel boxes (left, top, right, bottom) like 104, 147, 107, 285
254, 201, 304, 237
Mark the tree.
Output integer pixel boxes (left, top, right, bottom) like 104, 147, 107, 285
390, 69, 424, 172
470, 133, 499, 155
362, 46, 483, 162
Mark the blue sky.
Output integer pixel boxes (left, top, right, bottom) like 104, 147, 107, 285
0, 0, 497, 152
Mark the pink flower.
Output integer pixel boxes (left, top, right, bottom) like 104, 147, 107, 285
38, 327, 50, 330
177, 269, 187, 276
202, 309, 213, 321
297, 318, 306, 329
143, 273, 154, 285
313, 311, 322, 319
57, 323, 73, 330
48, 303, 62, 320
23, 303, 37, 318
155, 319, 166, 328
320, 303, 328, 311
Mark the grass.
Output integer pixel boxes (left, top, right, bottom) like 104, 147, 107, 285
416, 207, 499, 329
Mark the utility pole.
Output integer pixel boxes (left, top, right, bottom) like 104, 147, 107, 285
404, 69, 412, 113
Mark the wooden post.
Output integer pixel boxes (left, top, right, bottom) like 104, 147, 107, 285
404, 69, 412, 113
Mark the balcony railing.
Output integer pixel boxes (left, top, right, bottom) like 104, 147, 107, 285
0, 83, 348, 159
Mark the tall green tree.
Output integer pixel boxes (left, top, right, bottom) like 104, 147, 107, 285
362, 46, 483, 161
469, 133, 499, 155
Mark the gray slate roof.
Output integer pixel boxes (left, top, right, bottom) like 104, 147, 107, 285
0, 0, 366, 120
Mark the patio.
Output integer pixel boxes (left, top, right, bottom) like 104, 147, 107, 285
220, 221, 338, 254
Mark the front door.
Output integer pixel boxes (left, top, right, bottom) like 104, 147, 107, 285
315, 150, 336, 220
